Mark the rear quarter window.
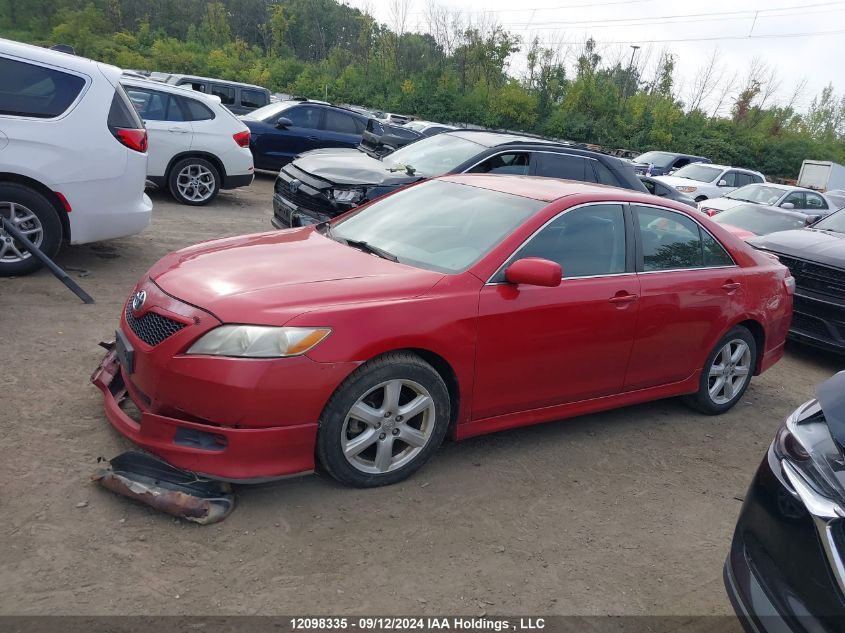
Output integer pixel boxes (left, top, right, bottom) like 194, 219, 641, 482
108, 84, 144, 130
0, 56, 86, 118
182, 97, 215, 121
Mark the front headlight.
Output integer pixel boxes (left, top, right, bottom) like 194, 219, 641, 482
186, 326, 331, 358
676, 186, 697, 193
331, 188, 365, 204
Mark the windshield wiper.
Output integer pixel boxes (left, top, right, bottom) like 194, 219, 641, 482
315, 220, 333, 237
342, 238, 399, 262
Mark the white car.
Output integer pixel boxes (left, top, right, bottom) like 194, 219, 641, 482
697, 182, 835, 217
655, 163, 765, 202
0, 38, 152, 276
121, 77, 254, 205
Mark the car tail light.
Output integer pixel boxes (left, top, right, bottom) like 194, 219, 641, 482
784, 275, 795, 295
233, 130, 250, 148
114, 128, 148, 153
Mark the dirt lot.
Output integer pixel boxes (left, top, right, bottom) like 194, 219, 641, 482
2, 173, 843, 617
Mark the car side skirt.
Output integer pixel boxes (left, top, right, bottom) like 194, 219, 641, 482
456, 371, 699, 440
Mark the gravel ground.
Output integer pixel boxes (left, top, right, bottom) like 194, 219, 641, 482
2, 173, 843, 617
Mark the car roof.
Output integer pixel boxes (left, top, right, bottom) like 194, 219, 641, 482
165, 74, 267, 91
120, 76, 221, 102
446, 130, 560, 148
0, 36, 121, 82
441, 174, 661, 204
702, 163, 763, 175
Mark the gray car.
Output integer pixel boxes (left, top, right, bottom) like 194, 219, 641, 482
698, 182, 835, 217
638, 175, 697, 207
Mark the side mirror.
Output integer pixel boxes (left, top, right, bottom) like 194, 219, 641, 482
504, 258, 562, 288
717, 179, 728, 187
275, 117, 293, 129
781, 202, 795, 210
805, 214, 821, 226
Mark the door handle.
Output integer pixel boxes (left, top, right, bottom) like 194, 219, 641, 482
608, 293, 638, 304
722, 281, 741, 292
168, 127, 189, 134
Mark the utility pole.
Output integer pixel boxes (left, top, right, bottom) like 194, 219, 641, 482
626, 45, 640, 99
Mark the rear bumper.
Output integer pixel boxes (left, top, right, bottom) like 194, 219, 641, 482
91, 350, 318, 482
67, 192, 152, 244
222, 172, 254, 189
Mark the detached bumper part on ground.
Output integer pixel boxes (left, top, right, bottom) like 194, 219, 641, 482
93, 451, 234, 524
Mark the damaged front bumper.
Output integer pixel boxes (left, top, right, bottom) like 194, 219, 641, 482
91, 347, 318, 482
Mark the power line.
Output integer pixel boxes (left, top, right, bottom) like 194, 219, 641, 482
528, 27, 845, 46
501, 5, 845, 31
499, 0, 845, 28
403, 0, 656, 16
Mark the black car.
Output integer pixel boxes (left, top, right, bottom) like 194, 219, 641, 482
725, 371, 845, 632
748, 208, 845, 353
631, 151, 711, 176
638, 175, 696, 207
242, 100, 369, 172
359, 119, 422, 158
272, 130, 648, 228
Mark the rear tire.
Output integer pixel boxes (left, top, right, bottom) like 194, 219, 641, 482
0, 183, 62, 277
168, 157, 220, 206
684, 326, 757, 415
316, 352, 451, 488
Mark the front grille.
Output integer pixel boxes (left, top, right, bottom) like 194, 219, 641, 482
125, 303, 186, 346
275, 169, 335, 215
792, 312, 833, 339
776, 255, 845, 301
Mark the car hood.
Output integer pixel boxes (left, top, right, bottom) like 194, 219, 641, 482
819, 371, 845, 453
700, 197, 740, 212
293, 151, 424, 187
655, 175, 710, 189
747, 229, 845, 269
147, 229, 445, 324
719, 223, 756, 240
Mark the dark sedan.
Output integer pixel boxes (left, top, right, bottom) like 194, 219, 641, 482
242, 100, 369, 171
271, 130, 648, 228
725, 371, 845, 632
748, 207, 845, 353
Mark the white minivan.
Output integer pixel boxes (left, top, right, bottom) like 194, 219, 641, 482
0, 38, 152, 276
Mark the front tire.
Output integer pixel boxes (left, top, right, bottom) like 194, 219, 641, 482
168, 157, 220, 206
684, 326, 756, 415
317, 352, 451, 488
0, 183, 62, 276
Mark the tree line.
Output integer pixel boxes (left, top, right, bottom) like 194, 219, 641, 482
2, 0, 844, 179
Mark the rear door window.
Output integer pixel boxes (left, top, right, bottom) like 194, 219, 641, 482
240, 89, 267, 109
735, 172, 756, 187
0, 56, 86, 118
591, 160, 620, 186
124, 87, 185, 122
211, 84, 235, 106
534, 153, 593, 181
324, 109, 360, 134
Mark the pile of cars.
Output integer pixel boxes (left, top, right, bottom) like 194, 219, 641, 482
6, 35, 845, 631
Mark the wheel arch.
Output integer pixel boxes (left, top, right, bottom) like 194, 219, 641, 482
734, 318, 766, 374
165, 151, 227, 181
0, 172, 69, 241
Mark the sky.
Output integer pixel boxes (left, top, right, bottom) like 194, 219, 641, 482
343, 0, 845, 114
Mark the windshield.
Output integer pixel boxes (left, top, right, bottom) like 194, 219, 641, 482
383, 134, 485, 178
634, 152, 675, 168
813, 208, 845, 233
331, 180, 544, 273
673, 164, 722, 182
725, 184, 785, 204
242, 101, 298, 123
404, 121, 428, 132
714, 204, 807, 235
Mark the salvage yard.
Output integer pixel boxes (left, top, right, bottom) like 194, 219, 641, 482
2, 173, 843, 616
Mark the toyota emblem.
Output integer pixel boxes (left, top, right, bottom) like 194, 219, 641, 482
288, 179, 301, 193
131, 290, 146, 313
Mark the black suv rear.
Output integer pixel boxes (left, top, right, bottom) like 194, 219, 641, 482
272, 130, 647, 228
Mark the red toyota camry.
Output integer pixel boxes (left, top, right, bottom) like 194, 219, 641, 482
92, 175, 793, 488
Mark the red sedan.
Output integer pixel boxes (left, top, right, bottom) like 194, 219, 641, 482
92, 175, 793, 487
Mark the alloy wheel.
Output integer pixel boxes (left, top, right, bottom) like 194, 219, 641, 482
176, 164, 216, 202
708, 338, 752, 405
0, 201, 44, 263
341, 379, 436, 474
